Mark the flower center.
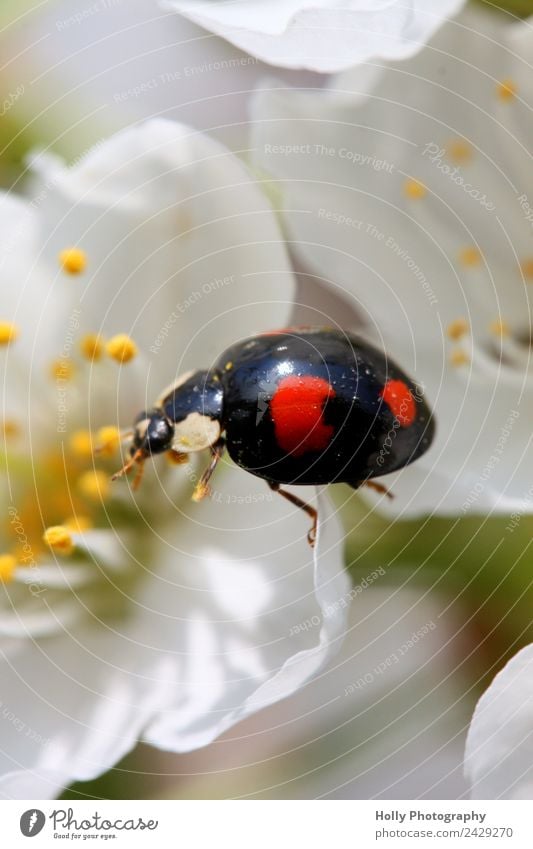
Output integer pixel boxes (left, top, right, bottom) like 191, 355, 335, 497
0, 306, 154, 636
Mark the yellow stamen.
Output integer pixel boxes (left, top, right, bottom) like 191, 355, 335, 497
0, 321, 19, 346
50, 359, 75, 381
224, 361, 233, 371
458, 246, 482, 267
497, 79, 517, 101
2, 419, 20, 439
78, 469, 110, 500
43, 525, 74, 556
59, 247, 87, 275
96, 425, 121, 457
63, 514, 93, 532
13, 540, 42, 564
0, 553, 17, 582
106, 334, 138, 364
80, 332, 104, 361
404, 179, 427, 199
489, 319, 510, 337
520, 258, 533, 280
446, 139, 472, 163
69, 429, 93, 458
450, 348, 470, 367
447, 318, 469, 340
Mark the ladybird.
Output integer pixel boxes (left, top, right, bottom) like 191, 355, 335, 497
112, 328, 435, 545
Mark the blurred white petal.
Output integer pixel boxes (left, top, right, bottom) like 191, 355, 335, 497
465, 645, 533, 799
164, 0, 465, 72
251, 6, 533, 515
0, 470, 348, 794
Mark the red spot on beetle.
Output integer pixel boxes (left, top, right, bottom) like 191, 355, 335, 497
380, 380, 416, 427
270, 376, 335, 457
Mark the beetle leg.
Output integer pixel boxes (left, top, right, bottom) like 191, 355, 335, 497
111, 448, 145, 483
361, 480, 394, 499
267, 481, 318, 548
192, 437, 226, 502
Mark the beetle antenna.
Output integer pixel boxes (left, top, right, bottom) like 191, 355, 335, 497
111, 448, 144, 481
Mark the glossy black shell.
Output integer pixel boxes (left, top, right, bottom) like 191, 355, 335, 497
214, 328, 434, 486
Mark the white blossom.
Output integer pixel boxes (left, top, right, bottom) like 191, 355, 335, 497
0, 119, 349, 799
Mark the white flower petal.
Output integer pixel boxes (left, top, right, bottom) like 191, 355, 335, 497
251, 7, 533, 515
164, 0, 465, 72
0, 626, 171, 798
137, 469, 349, 750
0, 770, 67, 801
31, 119, 295, 395
0, 467, 348, 795
465, 645, 533, 799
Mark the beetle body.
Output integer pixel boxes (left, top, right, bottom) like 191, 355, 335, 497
216, 329, 433, 487
116, 328, 434, 541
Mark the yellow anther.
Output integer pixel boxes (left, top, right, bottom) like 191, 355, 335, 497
106, 334, 138, 364
489, 319, 510, 337
69, 429, 93, 458
59, 247, 87, 275
0, 553, 17, 582
458, 246, 482, 267
0, 321, 19, 346
224, 361, 233, 371
43, 525, 74, 556
78, 469, 110, 500
404, 179, 427, 199
520, 258, 533, 280
80, 333, 104, 361
447, 318, 469, 340
96, 425, 121, 457
50, 359, 75, 381
450, 348, 470, 367
497, 79, 517, 101
63, 514, 93, 532
446, 139, 472, 163
1, 419, 20, 439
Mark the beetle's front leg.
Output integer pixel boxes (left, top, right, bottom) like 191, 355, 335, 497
192, 437, 226, 502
